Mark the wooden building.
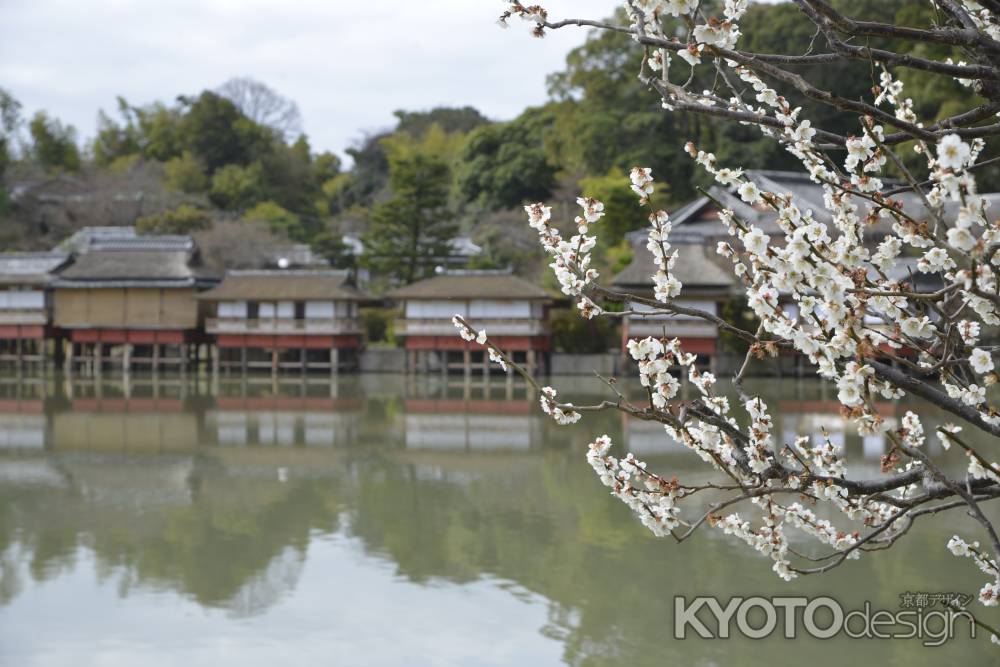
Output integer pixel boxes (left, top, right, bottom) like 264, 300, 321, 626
612, 233, 737, 366
52, 238, 212, 373
388, 270, 552, 375
199, 270, 370, 375
0, 252, 70, 368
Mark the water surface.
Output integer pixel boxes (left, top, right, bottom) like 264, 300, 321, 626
0, 373, 996, 666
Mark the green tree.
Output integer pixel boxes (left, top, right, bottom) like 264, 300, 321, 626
454, 107, 556, 210
163, 150, 208, 193
28, 111, 80, 172
209, 162, 264, 210
393, 106, 490, 137
136, 102, 184, 162
311, 231, 354, 268
579, 168, 665, 248
135, 204, 213, 234
244, 200, 319, 242
179, 91, 267, 173
91, 97, 142, 167
362, 153, 457, 284
0, 89, 22, 218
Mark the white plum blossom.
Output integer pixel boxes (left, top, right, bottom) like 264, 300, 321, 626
678, 43, 704, 67
937, 134, 972, 170
959, 320, 982, 345
629, 166, 654, 202
900, 316, 934, 339
737, 180, 761, 204
539, 386, 582, 425
497, 2, 1000, 598
971, 348, 995, 375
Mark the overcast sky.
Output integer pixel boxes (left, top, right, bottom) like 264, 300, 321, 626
0, 0, 615, 159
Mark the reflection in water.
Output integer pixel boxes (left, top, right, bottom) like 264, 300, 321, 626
0, 373, 996, 666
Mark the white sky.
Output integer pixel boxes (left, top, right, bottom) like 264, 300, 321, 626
0, 0, 616, 159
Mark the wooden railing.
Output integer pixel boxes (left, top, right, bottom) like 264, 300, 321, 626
394, 318, 549, 337
0, 309, 48, 325
206, 318, 362, 335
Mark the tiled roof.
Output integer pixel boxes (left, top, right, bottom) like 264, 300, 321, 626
0, 252, 71, 286
198, 270, 371, 301
387, 271, 551, 300
59, 226, 195, 253
612, 239, 736, 291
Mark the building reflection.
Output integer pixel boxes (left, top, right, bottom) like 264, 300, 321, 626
623, 393, 948, 467
0, 371, 987, 649
403, 398, 539, 451
208, 394, 362, 448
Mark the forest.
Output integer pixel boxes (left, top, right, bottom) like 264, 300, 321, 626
0, 0, 992, 291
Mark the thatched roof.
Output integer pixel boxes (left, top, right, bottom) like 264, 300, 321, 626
387, 271, 551, 300
53, 250, 202, 287
198, 270, 371, 301
612, 239, 736, 291
0, 252, 70, 286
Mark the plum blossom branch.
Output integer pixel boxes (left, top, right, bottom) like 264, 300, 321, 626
487, 0, 1000, 635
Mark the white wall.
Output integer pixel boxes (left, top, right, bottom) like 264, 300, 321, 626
405, 300, 534, 319
469, 300, 531, 318
406, 300, 466, 319
305, 301, 334, 318
218, 301, 248, 318
0, 290, 44, 310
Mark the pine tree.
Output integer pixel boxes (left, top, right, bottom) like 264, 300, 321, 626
362, 153, 457, 284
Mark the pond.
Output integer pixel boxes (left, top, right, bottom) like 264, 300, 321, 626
0, 372, 996, 666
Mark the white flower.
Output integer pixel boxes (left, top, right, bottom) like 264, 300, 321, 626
981, 582, 1000, 607
453, 316, 475, 341
524, 203, 552, 230
971, 348, 995, 375
837, 383, 862, 407
789, 120, 816, 144
488, 347, 507, 371
947, 225, 977, 252
899, 316, 934, 339
917, 247, 956, 273
576, 196, 605, 224
630, 166, 654, 201
741, 226, 770, 257
627, 336, 664, 361
937, 134, 972, 170
539, 386, 582, 425
678, 43, 703, 67
737, 180, 761, 204
577, 297, 601, 319
476, 330, 487, 345
661, 0, 697, 17
715, 167, 743, 186
948, 535, 973, 557
938, 424, 962, 451
959, 320, 981, 345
